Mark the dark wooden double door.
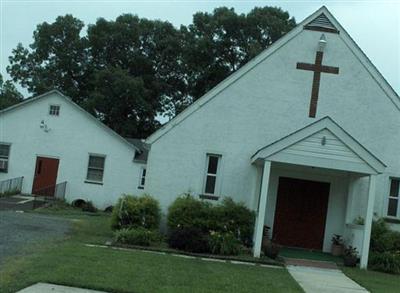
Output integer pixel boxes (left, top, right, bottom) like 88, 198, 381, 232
273, 177, 330, 250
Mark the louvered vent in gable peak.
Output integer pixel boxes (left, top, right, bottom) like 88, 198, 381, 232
304, 13, 339, 34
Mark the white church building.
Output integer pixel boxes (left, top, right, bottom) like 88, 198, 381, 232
0, 90, 147, 208
0, 7, 399, 268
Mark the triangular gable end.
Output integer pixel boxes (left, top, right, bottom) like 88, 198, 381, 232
304, 13, 339, 34
0, 90, 140, 153
251, 117, 386, 175
146, 6, 400, 144
280, 129, 364, 164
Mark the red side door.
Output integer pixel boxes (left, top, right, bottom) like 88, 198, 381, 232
32, 157, 59, 196
273, 177, 330, 250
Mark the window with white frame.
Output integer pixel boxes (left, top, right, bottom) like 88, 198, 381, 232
388, 178, 400, 217
49, 105, 60, 116
203, 154, 221, 195
0, 144, 10, 173
86, 155, 105, 183
138, 167, 146, 189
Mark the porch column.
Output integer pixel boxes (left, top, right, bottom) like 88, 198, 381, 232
360, 174, 377, 269
253, 160, 272, 258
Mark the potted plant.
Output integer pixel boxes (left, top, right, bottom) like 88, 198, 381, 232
262, 239, 281, 259
262, 226, 271, 247
353, 216, 365, 225
343, 246, 358, 267
331, 234, 344, 256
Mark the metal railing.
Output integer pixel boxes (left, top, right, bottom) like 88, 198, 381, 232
0, 176, 24, 195
33, 181, 67, 199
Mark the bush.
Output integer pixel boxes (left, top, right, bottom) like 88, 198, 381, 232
114, 227, 158, 246
369, 219, 400, 274
111, 194, 161, 230
214, 198, 255, 246
167, 194, 214, 232
209, 231, 242, 255
167, 227, 210, 253
167, 195, 255, 246
370, 219, 400, 253
369, 252, 400, 274
166, 195, 255, 253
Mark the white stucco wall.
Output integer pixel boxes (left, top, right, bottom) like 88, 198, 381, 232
0, 92, 145, 209
145, 26, 400, 230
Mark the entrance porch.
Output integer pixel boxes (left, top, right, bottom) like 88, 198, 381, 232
251, 117, 386, 269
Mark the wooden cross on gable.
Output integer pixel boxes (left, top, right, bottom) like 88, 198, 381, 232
296, 35, 339, 118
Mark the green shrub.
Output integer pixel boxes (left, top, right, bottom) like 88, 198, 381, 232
167, 194, 215, 232
209, 231, 242, 255
369, 252, 400, 274
370, 219, 400, 253
214, 198, 255, 246
114, 227, 158, 246
167, 194, 255, 254
167, 227, 210, 253
369, 219, 400, 274
111, 194, 161, 230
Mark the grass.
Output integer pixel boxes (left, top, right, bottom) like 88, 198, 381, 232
280, 247, 343, 264
342, 267, 400, 293
0, 207, 303, 293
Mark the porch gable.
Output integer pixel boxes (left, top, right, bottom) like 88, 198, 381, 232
251, 117, 386, 175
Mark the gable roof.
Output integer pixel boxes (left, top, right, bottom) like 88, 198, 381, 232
146, 6, 400, 144
0, 89, 140, 153
251, 116, 386, 174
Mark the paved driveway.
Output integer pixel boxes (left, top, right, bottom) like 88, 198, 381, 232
0, 211, 70, 265
0, 195, 46, 211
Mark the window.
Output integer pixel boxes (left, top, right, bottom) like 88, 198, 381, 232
0, 144, 10, 173
49, 105, 60, 116
86, 155, 105, 183
203, 154, 221, 195
388, 178, 400, 217
138, 167, 146, 189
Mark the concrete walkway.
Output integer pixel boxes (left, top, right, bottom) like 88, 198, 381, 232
287, 265, 369, 293
17, 283, 108, 293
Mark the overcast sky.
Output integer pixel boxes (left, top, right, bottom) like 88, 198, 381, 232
1, 0, 399, 96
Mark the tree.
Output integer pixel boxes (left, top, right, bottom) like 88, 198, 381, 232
0, 74, 23, 110
87, 15, 186, 120
88, 67, 160, 138
8, 15, 89, 104
7, 6, 296, 136
181, 7, 296, 101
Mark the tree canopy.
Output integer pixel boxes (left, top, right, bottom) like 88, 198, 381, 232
7, 6, 295, 138
0, 74, 23, 110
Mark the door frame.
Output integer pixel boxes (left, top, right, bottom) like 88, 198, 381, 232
263, 165, 349, 252
32, 155, 60, 196
272, 176, 330, 250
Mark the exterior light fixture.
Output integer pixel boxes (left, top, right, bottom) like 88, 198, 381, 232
40, 120, 50, 132
318, 34, 327, 52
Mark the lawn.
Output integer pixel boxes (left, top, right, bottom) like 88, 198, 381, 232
0, 208, 303, 293
342, 267, 400, 293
